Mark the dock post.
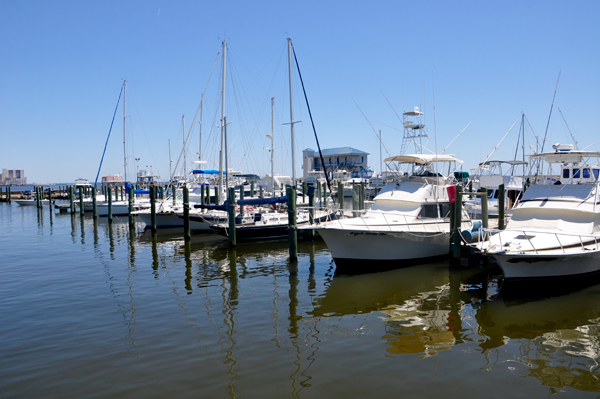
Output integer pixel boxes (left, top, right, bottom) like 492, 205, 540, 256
498, 183, 505, 230
6, 186, 10, 203
200, 185, 205, 205
69, 186, 75, 213
79, 186, 84, 216
287, 187, 298, 262
150, 186, 157, 232
453, 185, 463, 259
239, 185, 245, 218
302, 181, 307, 203
183, 186, 190, 241
251, 181, 255, 198
352, 184, 360, 217
92, 188, 98, 219
259, 185, 263, 198
172, 185, 177, 206
128, 185, 134, 225
227, 187, 236, 248
108, 188, 113, 223
338, 182, 344, 217
215, 187, 220, 206
479, 187, 488, 228
322, 182, 327, 206
307, 185, 315, 240
360, 182, 365, 210
316, 181, 321, 206
47, 187, 52, 208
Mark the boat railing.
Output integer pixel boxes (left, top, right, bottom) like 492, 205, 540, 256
479, 228, 600, 254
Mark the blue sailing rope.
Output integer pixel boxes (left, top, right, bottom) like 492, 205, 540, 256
94, 83, 124, 188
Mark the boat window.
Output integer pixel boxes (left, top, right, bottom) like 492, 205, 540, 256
418, 204, 439, 219
487, 189, 494, 198
494, 190, 500, 199
562, 169, 570, 179
583, 168, 591, 179
438, 204, 450, 218
594, 169, 600, 179
573, 168, 581, 178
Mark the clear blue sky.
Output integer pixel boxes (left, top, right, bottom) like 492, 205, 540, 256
2, 0, 599, 184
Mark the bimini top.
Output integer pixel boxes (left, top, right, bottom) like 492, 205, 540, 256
384, 154, 463, 164
529, 150, 600, 164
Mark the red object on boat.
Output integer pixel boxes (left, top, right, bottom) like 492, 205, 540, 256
447, 185, 456, 203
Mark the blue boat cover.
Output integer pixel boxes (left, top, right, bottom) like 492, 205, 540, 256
192, 170, 226, 175
237, 196, 286, 206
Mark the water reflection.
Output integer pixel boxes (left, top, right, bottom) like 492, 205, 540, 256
477, 285, 600, 390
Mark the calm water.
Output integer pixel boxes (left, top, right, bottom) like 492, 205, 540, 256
3, 202, 600, 398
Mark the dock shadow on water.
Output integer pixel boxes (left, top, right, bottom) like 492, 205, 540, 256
3, 202, 600, 398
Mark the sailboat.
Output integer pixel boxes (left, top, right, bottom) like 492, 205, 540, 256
209, 38, 337, 240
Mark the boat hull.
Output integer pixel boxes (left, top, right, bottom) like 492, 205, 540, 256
316, 227, 450, 270
491, 249, 600, 280
15, 199, 49, 206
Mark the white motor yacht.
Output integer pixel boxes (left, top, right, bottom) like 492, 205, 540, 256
309, 154, 472, 270
477, 144, 600, 280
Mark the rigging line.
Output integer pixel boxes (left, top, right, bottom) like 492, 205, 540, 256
381, 90, 404, 125
291, 40, 333, 192
477, 119, 519, 177
558, 107, 579, 149
170, 50, 220, 182
440, 122, 471, 155
539, 68, 562, 156
352, 98, 393, 158
94, 83, 124, 188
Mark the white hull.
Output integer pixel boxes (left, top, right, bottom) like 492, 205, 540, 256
136, 211, 184, 227
491, 248, 600, 280
15, 199, 49, 206
317, 227, 451, 265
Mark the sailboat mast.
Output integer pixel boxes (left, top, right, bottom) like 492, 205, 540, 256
219, 40, 226, 203
271, 97, 275, 192
182, 115, 187, 176
123, 80, 127, 182
287, 38, 296, 186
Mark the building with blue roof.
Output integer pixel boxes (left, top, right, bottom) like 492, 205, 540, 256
302, 147, 369, 179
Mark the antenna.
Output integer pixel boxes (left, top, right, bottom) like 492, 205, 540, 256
558, 107, 579, 150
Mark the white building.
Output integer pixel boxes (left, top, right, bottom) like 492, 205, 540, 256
1, 169, 26, 185
302, 147, 369, 179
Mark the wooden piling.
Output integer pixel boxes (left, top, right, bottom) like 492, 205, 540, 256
352, 184, 360, 217
183, 186, 190, 241
79, 187, 84, 215
498, 183, 505, 230
150, 186, 157, 232
287, 187, 298, 262
239, 185, 245, 217
69, 186, 75, 213
453, 185, 463, 259
227, 187, 236, 248
128, 186, 134, 225
107, 187, 113, 223
307, 185, 315, 240
479, 187, 488, 228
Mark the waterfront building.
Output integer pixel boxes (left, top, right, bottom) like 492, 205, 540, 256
1, 169, 26, 185
302, 147, 369, 179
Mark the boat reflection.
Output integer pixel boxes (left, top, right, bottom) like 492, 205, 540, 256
477, 284, 600, 390
311, 263, 500, 357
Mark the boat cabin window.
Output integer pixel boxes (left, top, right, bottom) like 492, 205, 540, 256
583, 168, 591, 179
487, 189, 494, 198
418, 204, 439, 219
438, 203, 450, 219
595, 169, 600, 179
573, 168, 581, 179
563, 169, 570, 179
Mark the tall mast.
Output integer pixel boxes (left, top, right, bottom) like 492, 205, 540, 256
218, 40, 226, 203
268, 97, 275, 192
168, 139, 172, 183
182, 114, 187, 176
123, 80, 127, 181
287, 38, 296, 186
